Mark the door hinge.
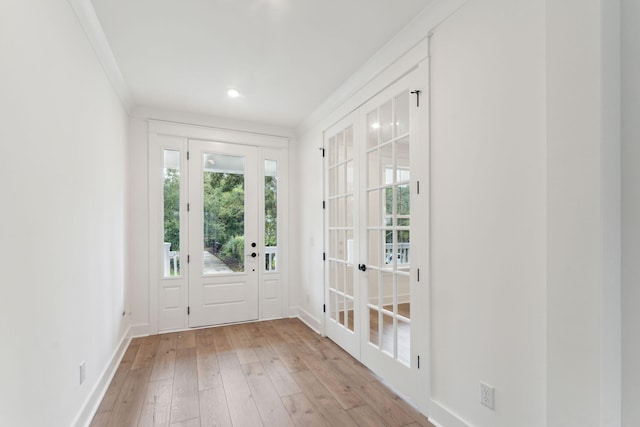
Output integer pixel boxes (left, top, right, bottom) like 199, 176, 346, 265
322, 200, 326, 209
418, 355, 420, 369
187, 151, 190, 160
322, 252, 326, 261
323, 304, 326, 313
187, 254, 190, 263
320, 147, 325, 158
417, 268, 420, 282
417, 180, 420, 195
187, 306, 190, 315
187, 203, 190, 212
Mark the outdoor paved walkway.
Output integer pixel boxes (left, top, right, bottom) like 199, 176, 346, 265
203, 251, 232, 274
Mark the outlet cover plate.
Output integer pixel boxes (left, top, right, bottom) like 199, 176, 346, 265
480, 382, 495, 410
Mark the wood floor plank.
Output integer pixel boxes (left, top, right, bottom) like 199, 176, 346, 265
150, 333, 177, 382
350, 379, 415, 427
295, 345, 364, 410
227, 324, 260, 365
199, 386, 232, 427
169, 348, 200, 424
169, 418, 199, 427
292, 370, 358, 427
347, 404, 389, 427
195, 330, 222, 392
96, 344, 140, 413
218, 352, 263, 426
251, 336, 302, 397
242, 362, 295, 427
89, 411, 111, 427
132, 336, 160, 370
138, 378, 173, 427
372, 380, 436, 427
176, 330, 196, 350
211, 326, 234, 355
107, 366, 152, 427
281, 392, 327, 427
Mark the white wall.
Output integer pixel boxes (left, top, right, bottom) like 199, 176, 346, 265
622, 0, 640, 425
429, 0, 546, 425
546, 0, 620, 425
0, 0, 129, 426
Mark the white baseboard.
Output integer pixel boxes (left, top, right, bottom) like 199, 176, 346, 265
428, 399, 471, 427
72, 326, 132, 427
129, 322, 150, 338
290, 306, 322, 335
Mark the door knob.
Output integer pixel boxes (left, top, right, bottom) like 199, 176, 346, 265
358, 264, 367, 272
251, 252, 257, 258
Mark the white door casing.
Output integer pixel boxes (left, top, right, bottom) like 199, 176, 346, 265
148, 121, 289, 333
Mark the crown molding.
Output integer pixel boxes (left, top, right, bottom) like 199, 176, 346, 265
67, 0, 134, 114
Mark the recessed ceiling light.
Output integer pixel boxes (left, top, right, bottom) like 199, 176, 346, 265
227, 88, 240, 98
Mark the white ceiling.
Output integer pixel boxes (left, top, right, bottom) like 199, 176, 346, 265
90, 0, 433, 128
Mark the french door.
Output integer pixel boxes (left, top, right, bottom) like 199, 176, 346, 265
154, 127, 287, 332
325, 66, 428, 404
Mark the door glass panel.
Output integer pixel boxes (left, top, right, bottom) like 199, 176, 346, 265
367, 150, 379, 188
398, 230, 410, 267
397, 184, 410, 227
369, 308, 380, 346
202, 153, 245, 274
329, 137, 337, 166
346, 160, 354, 193
380, 143, 393, 185
264, 160, 278, 272
396, 137, 410, 182
381, 313, 394, 356
346, 297, 355, 332
337, 197, 345, 227
395, 92, 410, 137
368, 230, 380, 267
385, 230, 393, 266
382, 272, 394, 311
345, 126, 354, 160
330, 292, 338, 321
337, 131, 345, 164
368, 270, 379, 305
346, 229, 354, 264
368, 190, 379, 227
346, 196, 354, 228
163, 150, 181, 277
367, 110, 379, 148
397, 274, 411, 320
337, 164, 345, 195
398, 319, 410, 366
336, 262, 345, 293
346, 265, 354, 297
385, 188, 393, 226
380, 101, 393, 142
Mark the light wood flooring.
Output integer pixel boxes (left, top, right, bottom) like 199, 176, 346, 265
90, 318, 434, 427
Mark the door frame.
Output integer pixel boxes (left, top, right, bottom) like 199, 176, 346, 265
148, 120, 289, 334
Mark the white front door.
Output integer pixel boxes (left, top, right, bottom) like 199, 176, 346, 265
188, 140, 260, 327
324, 65, 429, 406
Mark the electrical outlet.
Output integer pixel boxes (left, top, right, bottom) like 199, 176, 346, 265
79, 361, 86, 385
480, 382, 494, 410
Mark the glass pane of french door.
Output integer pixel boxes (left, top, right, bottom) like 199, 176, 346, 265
325, 114, 359, 357
365, 89, 412, 366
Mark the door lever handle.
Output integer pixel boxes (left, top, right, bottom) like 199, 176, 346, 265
358, 264, 367, 272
